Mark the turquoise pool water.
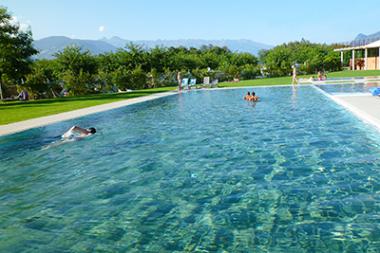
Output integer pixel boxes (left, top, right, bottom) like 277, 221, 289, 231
316, 83, 380, 95
2, 86, 380, 252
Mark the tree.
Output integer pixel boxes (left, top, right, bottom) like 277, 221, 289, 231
24, 60, 60, 98
114, 43, 149, 71
111, 66, 130, 91
148, 47, 169, 72
0, 7, 38, 99
262, 45, 292, 76
61, 69, 95, 95
240, 64, 260, 80
55, 46, 97, 75
55, 46, 98, 95
230, 53, 258, 67
323, 51, 341, 72
261, 40, 341, 76
110, 65, 147, 90
220, 63, 240, 81
130, 66, 147, 89
147, 68, 159, 88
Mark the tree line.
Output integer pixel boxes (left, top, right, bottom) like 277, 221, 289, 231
259, 39, 342, 77
0, 7, 342, 100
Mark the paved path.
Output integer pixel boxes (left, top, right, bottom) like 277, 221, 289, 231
0, 91, 177, 136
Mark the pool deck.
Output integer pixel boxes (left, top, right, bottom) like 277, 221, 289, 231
0, 91, 177, 136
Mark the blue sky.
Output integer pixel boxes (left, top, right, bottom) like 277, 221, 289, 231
1, 0, 379, 45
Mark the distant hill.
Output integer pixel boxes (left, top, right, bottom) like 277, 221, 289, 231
101, 37, 272, 55
33, 36, 272, 59
34, 36, 118, 59
353, 31, 380, 43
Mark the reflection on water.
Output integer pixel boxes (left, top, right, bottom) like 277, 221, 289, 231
1, 86, 380, 252
291, 84, 298, 107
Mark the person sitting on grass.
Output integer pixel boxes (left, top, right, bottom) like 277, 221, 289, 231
17, 90, 29, 101
244, 92, 251, 100
62, 126, 96, 140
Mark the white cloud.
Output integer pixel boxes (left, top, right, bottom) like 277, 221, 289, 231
98, 25, 105, 33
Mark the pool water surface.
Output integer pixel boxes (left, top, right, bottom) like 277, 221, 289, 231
1, 86, 380, 252
316, 82, 380, 95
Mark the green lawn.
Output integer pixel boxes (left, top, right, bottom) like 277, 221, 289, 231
218, 76, 292, 87
2, 70, 380, 125
218, 70, 380, 87
328, 70, 380, 78
0, 87, 176, 125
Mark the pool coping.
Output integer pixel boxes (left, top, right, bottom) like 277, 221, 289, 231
0, 91, 178, 136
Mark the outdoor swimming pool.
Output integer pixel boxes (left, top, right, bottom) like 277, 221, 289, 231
1, 86, 380, 252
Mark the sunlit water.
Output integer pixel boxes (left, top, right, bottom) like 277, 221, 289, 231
1, 86, 380, 252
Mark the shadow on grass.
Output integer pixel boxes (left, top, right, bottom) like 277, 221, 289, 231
0, 88, 176, 108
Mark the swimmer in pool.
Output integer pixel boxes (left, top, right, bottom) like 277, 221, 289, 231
244, 92, 251, 100
62, 126, 96, 140
250, 91, 259, 102
41, 126, 96, 150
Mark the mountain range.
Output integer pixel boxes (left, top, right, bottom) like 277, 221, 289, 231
33, 36, 273, 59
33, 32, 379, 59
354, 31, 380, 42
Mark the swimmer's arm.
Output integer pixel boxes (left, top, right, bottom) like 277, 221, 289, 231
62, 126, 76, 138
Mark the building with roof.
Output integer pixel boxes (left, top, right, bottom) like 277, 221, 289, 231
334, 40, 380, 70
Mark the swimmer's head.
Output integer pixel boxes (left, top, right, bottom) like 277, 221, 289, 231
88, 127, 96, 134
247, 92, 251, 95
252, 92, 256, 96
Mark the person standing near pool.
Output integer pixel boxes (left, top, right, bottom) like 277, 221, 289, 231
177, 72, 182, 91
62, 126, 96, 140
292, 65, 298, 84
